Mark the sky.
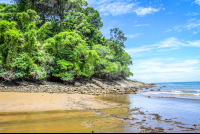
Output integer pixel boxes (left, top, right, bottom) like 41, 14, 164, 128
1, 0, 200, 83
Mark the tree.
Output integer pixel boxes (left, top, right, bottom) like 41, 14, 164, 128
110, 28, 127, 48
13, 0, 88, 25
0, 3, 6, 9
0, 2, 134, 82
0, 4, 18, 21
83, 7, 103, 30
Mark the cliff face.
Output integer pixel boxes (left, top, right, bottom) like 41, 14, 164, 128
0, 78, 155, 95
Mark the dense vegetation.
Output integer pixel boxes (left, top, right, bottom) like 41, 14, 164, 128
0, 0, 133, 83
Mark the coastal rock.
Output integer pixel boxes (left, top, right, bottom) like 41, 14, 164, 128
155, 127, 164, 130
156, 89, 161, 91
150, 89, 155, 91
0, 79, 153, 95
151, 83, 157, 85
74, 82, 82, 87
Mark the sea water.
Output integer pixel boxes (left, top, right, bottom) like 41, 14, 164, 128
128, 81, 200, 127
143, 81, 200, 100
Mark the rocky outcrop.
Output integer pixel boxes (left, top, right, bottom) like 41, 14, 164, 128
0, 78, 155, 95
151, 83, 157, 85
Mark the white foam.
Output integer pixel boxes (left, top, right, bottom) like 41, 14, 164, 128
142, 91, 200, 96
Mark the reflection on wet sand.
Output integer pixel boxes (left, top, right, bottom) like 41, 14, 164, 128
0, 108, 129, 133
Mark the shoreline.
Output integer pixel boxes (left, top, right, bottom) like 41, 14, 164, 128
0, 78, 155, 113
0, 78, 154, 95
1, 86, 200, 133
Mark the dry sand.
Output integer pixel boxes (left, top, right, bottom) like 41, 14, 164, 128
0, 92, 118, 112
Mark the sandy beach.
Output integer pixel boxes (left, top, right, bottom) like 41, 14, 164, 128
0, 92, 118, 113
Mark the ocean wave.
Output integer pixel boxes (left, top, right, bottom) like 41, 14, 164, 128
169, 90, 200, 93
157, 96, 200, 101
142, 91, 200, 96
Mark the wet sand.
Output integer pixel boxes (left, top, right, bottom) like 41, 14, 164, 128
0, 93, 130, 133
1, 93, 200, 133
0, 92, 118, 112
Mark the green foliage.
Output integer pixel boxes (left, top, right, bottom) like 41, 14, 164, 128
0, 3, 6, 9
110, 28, 127, 48
0, 4, 18, 21
52, 59, 74, 80
0, 2, 133, 82
84, 7, 103, 30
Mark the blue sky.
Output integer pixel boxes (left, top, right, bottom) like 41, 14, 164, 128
1, 0, 200, 83
87, 0, 200, 83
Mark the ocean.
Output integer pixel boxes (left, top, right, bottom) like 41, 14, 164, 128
127, 81, 200, 131
143, 81, 200, 100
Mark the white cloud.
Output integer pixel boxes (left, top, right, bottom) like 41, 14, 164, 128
194, 0, 200, 5
125, 33, 143, 38
187, 40, 200, 47
129, 58, 200, 83
185, 12, 199, 16
97, 2, 137, 16
165, 19, 200, 33
154, 37, 183, 49
87, 0, 138, 16
125, 37, 200, 58
184, 20, 200, 30
134, 24, 149, 27
164, 29, 172, 33
126, 46, 153, 53
193, 31, 199, 34
133, 6, 161, 17
87, 0, 163, 16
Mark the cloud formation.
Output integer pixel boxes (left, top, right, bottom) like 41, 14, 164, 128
134, 24, 149, 27
130, 58, 200, 82
185, 12, 199, 16
194, 0, 200, 5
87, 0, 162, 17
125, 37, 200, 58
133, 7, 162, 17
165, 19, 200, 33
125, 33, 143, 38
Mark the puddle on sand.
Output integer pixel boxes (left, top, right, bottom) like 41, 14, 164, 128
0, 108, 130, 133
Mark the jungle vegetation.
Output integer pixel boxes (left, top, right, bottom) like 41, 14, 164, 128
0, 0, 133, 83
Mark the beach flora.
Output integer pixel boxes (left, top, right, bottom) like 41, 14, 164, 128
0, 0, 133, 82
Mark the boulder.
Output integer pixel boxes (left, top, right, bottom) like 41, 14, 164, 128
150, 89, 155, 91
74, 82, 82, 87
156, 89, 161, 91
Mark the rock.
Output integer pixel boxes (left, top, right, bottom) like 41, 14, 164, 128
74, 82, 82, 87
148, 96, 151, 98
151, 83, 157, 85
156, 89, 161, 91
123, 118, 129, 120
139, 111, 145, 115
150, 89, 155, 91
163, 86, 166, 87
155, 127, 164, 130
